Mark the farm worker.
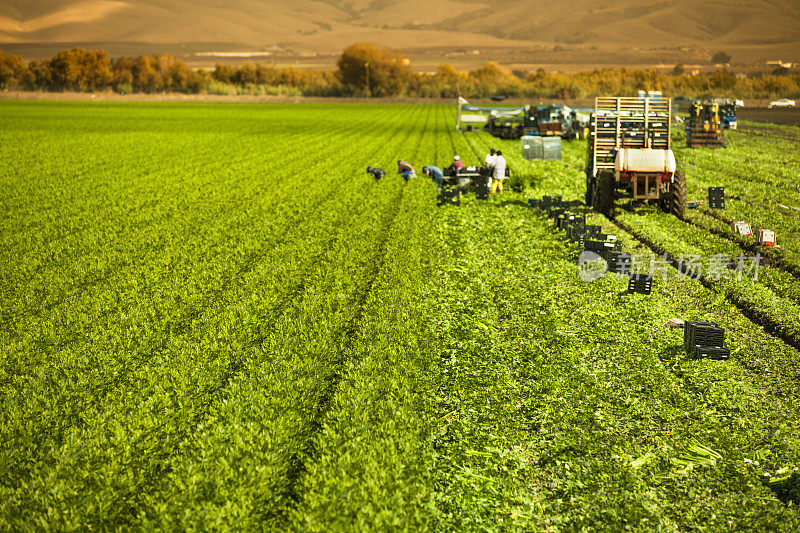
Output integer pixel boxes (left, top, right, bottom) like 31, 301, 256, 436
447, 155, 465, 172
485, 148, 497, 168
366, 166, 386, 180
484, 148, 497, 187
492, 151, 507, 194
397, 160, 416, 181
422, 166, 444, 188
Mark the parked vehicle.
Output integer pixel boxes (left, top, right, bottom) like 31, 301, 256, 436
768, 99, 796, 108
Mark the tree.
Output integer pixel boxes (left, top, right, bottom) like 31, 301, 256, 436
235, 62, 258, 86
672, 64, 685, 76
337, 43, 412, 96
470, 62, 516, 85
711, 52, 731, 65
436, 64, 458, 82
112, 57, 135, 92
132, 55, 162, 92
49, 48, 112, 91
26, 59, 52, 90
0, 50, 28, 89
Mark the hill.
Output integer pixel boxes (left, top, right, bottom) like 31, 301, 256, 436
1, 0, 799, 67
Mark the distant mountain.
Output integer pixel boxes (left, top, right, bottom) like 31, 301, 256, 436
1, 0, 799, 63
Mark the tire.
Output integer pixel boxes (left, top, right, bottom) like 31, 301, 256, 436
659, 189, 672, 213
670, 170, 687, 219
593, 170, 615, 218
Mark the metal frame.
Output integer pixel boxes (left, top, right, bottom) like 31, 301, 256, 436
591, 96, 672, 179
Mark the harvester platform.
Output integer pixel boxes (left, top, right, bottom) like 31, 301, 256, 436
687, 129, 727, 148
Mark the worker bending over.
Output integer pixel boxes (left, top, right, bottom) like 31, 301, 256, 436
492, 151, 507, 194
397, 160, 416, 181
422, 166, 444, 189
366, 166, 386, 180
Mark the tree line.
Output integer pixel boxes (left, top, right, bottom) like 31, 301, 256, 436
1, 43, 799, 99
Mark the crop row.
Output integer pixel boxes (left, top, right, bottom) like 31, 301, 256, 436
289, 109, 800, 528
0, 104, 402, 325
0, 103, 433, 528
0, 105, 410, 458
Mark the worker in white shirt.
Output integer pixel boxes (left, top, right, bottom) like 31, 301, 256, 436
492, 151, 507, 194
485, 148, 497, 168
484, 148, 497, 188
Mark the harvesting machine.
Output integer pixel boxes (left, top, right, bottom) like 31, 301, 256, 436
523, 106, 589, 140
711, 98, 739, 129
686, 101, 727, 148
586, 96, 686, 219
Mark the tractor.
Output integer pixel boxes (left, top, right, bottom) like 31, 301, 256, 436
585, 96, 686, 219
686, 101, 727, 148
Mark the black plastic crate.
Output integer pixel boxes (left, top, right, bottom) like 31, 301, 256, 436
439, 186, 460, 206
566, 215, 586, 228
601, 241, 622, 261
548, 207, 565, 219
541, 195, 562, 210
584, 225, 603, 236
684, 321, 716, 351
627, 273, 652, 294
693, 346, 730, 360
608, 251, 631, 275
683, 321, 723, 352
558, 213, 583, 230
568, 222, 591, 242
577, 225, 603, 246
476, 183, 490, 200
593, 233, 617, 242
708, 187, 725, 209
583, 239, 606, 255
690, 324, 725, 350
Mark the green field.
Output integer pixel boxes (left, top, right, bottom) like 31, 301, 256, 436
2, 101, 800, 530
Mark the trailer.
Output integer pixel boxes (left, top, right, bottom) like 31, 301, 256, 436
456, 97, 524, 132
456, 98, 587, 140
522, 106, 589, 140
586, 96, 686, 219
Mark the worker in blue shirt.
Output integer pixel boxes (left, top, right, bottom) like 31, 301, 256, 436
422, 165, 444, 188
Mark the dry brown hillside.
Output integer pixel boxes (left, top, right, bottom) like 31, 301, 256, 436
1, 0, 799, 67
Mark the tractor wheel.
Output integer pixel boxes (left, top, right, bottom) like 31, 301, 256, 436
585, 176, 595, 205
659, 188, 672, 213
593, 170, 615, 218
670, 170, 687, 219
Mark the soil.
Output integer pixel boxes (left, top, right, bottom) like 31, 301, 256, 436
738, 108, 800, 127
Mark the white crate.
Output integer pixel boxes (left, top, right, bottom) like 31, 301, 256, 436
757, 229, 776, 245
731, 221, 752, 237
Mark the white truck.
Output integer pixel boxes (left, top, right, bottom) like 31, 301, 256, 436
586, 96, 686, 218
